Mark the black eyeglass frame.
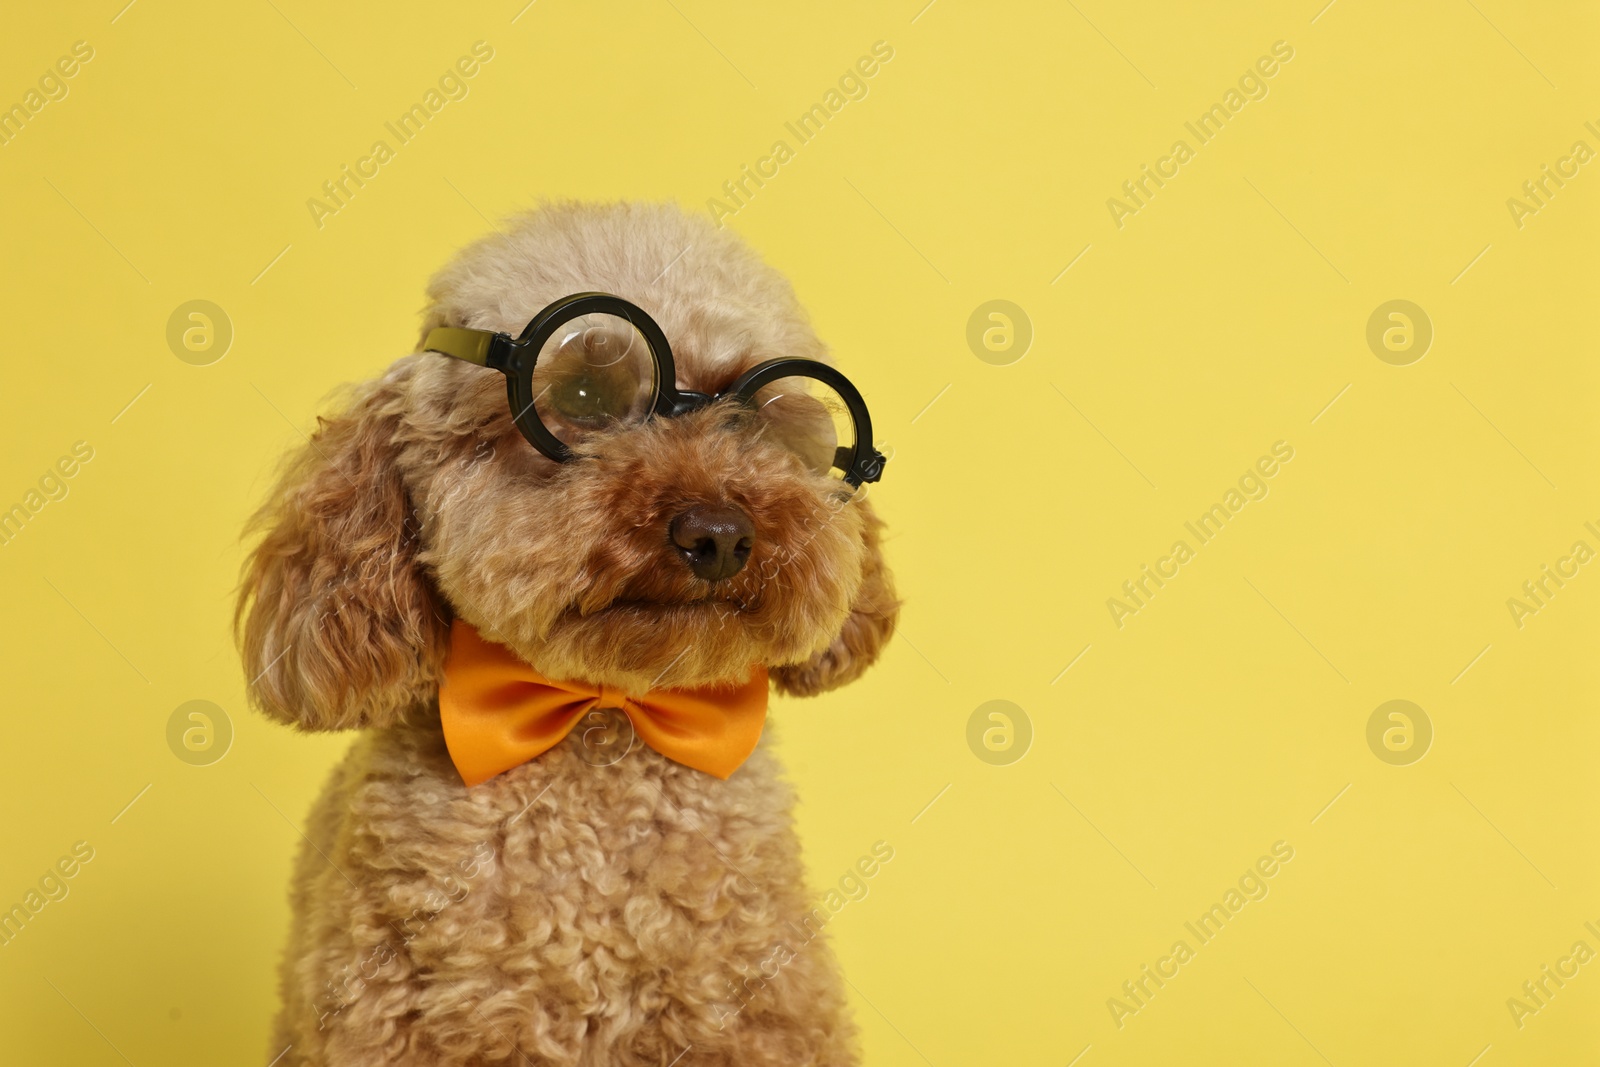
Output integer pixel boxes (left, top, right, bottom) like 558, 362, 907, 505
423, 292, 886, 486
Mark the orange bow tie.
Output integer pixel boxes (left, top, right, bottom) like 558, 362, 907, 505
438, 622, 769, 786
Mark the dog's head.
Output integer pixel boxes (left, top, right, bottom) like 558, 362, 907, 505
237, 202, 898, 731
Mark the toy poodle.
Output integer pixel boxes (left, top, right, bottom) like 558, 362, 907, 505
236, 201, 899, 1066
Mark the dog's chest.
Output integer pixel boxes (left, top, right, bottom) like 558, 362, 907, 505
352, 716, 799, 985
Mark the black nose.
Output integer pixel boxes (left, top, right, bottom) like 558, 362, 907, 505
669, 504, 754, 582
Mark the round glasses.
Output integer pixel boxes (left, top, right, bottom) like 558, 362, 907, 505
424, 293, 886, 487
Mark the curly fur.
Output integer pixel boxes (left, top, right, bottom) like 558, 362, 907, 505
237, 202, 899, 1065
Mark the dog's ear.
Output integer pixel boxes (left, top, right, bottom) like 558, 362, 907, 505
772, 497, 899, 697
235, 366, 449, 731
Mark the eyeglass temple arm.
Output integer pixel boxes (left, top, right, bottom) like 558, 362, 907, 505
423, 326, 515, 371
839, 445, 886, 486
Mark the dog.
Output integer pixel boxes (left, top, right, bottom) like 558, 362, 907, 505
236, 201, 898, 1066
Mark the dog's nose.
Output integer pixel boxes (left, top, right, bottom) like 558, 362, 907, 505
669, 504, 754, 582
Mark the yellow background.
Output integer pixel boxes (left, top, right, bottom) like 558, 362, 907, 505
1, 1, 1595, 1063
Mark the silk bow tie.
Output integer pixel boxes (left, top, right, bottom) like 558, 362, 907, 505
438, 621, 769, 786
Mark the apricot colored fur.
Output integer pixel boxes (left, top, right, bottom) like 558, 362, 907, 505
237, 202, 898, 1065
